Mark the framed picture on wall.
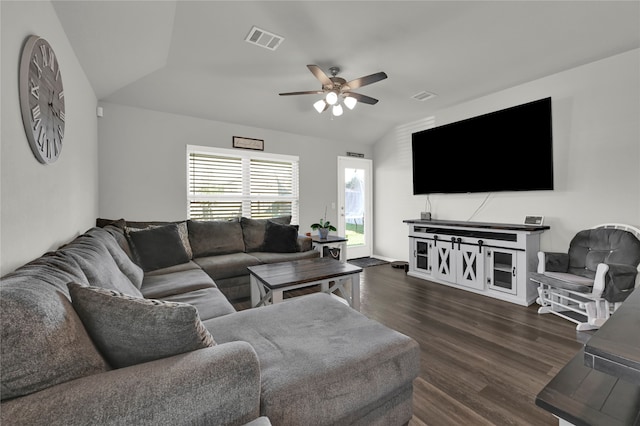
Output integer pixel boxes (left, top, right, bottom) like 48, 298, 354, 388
233, 136, 264, 151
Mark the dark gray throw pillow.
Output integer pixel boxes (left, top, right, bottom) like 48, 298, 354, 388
67, 283, 215, 369
241, 215, 292, 252
263, 220, 299, 253
127, 223, 190, 272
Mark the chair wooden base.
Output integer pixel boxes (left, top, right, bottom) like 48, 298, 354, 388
534, 282, 616, 331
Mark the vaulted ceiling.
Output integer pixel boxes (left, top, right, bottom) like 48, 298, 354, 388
52, 1, 640, 145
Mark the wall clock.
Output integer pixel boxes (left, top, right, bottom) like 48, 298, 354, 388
19, 35, 65, 164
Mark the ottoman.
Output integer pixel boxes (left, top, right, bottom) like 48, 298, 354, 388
203, 293, 420, 425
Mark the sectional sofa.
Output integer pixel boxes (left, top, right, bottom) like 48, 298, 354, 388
1, 217, 420, 425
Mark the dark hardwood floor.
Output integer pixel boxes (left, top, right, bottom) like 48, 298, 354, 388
233, 264, 590, 425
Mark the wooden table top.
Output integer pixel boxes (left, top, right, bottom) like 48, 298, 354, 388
536, 349, 640, 426
584, 288, 640, 383
310, 235, 348, 243
247, 257, 362, 289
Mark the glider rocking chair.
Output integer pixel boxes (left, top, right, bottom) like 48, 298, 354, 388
530, 223, 640, 331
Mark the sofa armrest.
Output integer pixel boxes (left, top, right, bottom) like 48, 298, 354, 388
297, 235, 313, 252
537, 251, 569, 273
1, 342, 260, 426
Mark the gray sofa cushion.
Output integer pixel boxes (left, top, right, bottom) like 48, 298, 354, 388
68, 283, 215, 369
141, 268, 216, 299
4, 250, 88, 291
161, 287, 236, 321
194, 252, 263, 280
57, 231, 142, 297
241, 216, 291, 252
86, 227, 144, 289
144, 260, 202, 276
249, 250, 320, 265
204, 293, 420, 425
263, 220, 299, 253
1, 343, 261, 426
127, 223, 190, 272
188, 219, 245, 257
1, 276, 109, 400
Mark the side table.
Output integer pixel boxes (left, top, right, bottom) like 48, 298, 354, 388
311, 235, 348, 263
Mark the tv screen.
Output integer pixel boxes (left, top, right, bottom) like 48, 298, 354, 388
412, 97, 553, 194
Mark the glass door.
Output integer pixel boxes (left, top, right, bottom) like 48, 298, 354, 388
337, 157, 372, 260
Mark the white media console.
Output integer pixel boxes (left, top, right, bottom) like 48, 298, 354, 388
405, 219, 550, 306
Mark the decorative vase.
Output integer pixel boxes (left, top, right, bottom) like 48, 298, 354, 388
318, 228, 329, 239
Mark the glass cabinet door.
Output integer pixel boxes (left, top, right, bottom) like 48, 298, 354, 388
415, 240, 432, 272
487, 248, 517, 294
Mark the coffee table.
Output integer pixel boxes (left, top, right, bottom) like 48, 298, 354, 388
248, 257, 362, 310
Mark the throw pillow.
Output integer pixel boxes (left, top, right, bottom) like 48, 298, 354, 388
67, 283, 215, 369
241, 216, 292, 252
174, 221, 194, 259
127, 223, 190, 272
263, 220, 299, 253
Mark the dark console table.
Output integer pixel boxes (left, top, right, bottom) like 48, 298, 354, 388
536, 288, 640, 425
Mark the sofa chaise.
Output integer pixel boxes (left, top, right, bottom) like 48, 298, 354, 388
1, 218, 420, 425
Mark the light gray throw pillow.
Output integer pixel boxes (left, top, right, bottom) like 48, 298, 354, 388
67, 283, 215, 369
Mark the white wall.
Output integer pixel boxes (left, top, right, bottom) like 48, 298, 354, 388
1, 1, 99, 275
374, 49, 640, 261
97, 103, 372, 231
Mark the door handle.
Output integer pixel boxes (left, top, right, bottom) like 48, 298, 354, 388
451, 237, 456, 249
456, 237, 462, 250
478, 240, 484, 253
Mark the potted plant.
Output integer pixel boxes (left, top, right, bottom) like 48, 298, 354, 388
310, 207, 336, 239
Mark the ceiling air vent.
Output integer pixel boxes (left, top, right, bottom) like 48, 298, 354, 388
245, 26, 284, 51
412, 91, 437, 101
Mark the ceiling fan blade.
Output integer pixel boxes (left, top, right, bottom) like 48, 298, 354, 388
346, 72, 388, 90
307, 65, 333, 89
346, 92, 379, 105
279, 90, 324, 96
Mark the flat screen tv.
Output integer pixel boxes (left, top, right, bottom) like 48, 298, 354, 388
412, 97, 553, 194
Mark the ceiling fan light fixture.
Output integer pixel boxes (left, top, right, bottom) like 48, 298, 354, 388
332, 104, 343, 117
313, 99, 327, 113
326, 91, 338, 105
344, 96, 357, 110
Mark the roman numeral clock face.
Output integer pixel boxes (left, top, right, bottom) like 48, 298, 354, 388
19, 35, 65, 164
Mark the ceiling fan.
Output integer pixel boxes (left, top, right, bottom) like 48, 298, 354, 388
279, 65, 388, 116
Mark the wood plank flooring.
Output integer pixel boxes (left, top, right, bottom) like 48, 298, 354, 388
233, 264, 590, 425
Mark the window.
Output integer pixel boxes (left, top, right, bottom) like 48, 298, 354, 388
187, 145, 299, 223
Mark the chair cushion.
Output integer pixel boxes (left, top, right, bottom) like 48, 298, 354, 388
530, 271, 594, 293
568, 228, 640, 275
68, 283, 215, 369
